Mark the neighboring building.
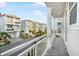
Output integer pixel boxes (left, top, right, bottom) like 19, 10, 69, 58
21, 20, 29, 33
28, 20, 35, 33
34, 22, 47, 33
40, 23, 47, 32
34, 22, 40, 32
21, 20, 47, 35
21, 20, 35, 34
0, 13, 21, 37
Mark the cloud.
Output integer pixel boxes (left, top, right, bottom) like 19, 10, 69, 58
24, 2, 46, 9
33, 2, 46, 7
0, 2, 6, 8
33, 10, 45, 16
33, 10, 47, 20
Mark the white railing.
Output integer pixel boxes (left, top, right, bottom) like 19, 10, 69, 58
0, 34, 48, 56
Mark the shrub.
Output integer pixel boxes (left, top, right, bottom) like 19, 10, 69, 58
0, 32, 11, 39
0, 40, 11, 47
19, 31, 32, 39
34, 29, 47, 37
4, 40, 11, 45
0, 32, 11, 47
20, 30, 25, 32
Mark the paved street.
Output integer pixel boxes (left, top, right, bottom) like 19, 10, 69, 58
10, 37, 23, 43
10, 42, 34, 56
0, 38, 32, 53
45, 37, 69, 56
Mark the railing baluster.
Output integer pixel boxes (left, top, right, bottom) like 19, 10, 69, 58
33, 48, 35, 56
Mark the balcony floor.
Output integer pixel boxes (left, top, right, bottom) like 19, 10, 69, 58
45, 37, 69, 56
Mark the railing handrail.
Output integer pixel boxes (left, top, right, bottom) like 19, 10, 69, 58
0, 34, 47, 56
18, 36, 47, 56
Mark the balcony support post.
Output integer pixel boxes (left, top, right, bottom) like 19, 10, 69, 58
47, 7, 53, 49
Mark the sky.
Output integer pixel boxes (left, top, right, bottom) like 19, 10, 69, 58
0, 2, 47, 24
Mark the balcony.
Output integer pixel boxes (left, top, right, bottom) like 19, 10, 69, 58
6, 23, 14, 25
15, 22, 20, 25
6, 28, 14, 32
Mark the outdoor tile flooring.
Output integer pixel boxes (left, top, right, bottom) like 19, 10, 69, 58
45, 37, 69, 56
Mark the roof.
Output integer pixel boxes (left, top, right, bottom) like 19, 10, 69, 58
1, 14, 20, 19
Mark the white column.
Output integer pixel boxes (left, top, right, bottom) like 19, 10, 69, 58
77, 2, 79, 24
47, 8, 52, 49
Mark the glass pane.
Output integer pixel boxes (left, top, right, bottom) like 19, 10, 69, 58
70, 3, 77, 25
57, 22, 61, 33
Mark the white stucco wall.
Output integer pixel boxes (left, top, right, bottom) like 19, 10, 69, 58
0, 16, 5, 32
67, 26, 79, 56
65, 2, 79, 56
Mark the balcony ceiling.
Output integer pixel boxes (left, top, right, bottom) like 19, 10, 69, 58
45, 2, 66, 18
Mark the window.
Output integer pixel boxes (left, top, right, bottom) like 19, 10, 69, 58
8, 17, 13, 23
57, 22, 61, 33
15, 25, 19, 28
70, 3, 77, 25
57, 23, 61, 25
7, 25, 13, 28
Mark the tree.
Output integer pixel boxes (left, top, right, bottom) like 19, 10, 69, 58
20, 30, 24, 32
0, 32, 11, 41
45, 29, 47, 34
29, 30, 32, 33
